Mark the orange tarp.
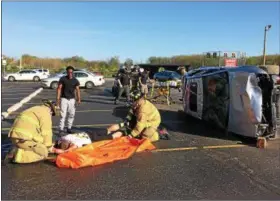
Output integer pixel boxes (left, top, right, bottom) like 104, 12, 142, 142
56, 137, 156, 169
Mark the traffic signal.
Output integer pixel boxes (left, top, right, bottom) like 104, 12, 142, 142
224, 53, 228, 58
232, 53, 236, 58
213, 52, 217, 58
206, 52, 211, 58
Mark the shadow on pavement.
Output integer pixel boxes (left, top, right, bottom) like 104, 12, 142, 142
82, 99, 115, 105
159, 109, 257, 146
112, 106, 129, 119
111, 105, 256, 146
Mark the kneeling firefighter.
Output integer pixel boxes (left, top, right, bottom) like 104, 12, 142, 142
119, 90, 161, 142
7, 100, 59, 164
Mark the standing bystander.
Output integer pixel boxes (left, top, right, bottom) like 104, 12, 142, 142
56, 66, 81, 134
139, 68, 150, 98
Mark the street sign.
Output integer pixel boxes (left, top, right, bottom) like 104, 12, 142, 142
2, 59, 6, 65
224, 58, 237, 67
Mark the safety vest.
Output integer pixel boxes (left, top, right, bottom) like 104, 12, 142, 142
8, 105, 53, 147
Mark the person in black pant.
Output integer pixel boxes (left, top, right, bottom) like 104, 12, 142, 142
130, 66, 140, 91
114, 68, 131, 105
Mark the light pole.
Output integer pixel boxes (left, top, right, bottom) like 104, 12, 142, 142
2, 56, 7, 76
263, 25, 272, 66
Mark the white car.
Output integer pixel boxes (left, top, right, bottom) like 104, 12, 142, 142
34, 69, 50, 76
41, 70, 105, 89
3, 70, 49, 82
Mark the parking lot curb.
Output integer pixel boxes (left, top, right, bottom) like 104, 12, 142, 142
1, 87, 44, 121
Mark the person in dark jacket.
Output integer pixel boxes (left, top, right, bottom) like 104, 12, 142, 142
130, 66, 140, 91
114, 67, 132, 105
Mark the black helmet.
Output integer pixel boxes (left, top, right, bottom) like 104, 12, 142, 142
130, 90, 144, 102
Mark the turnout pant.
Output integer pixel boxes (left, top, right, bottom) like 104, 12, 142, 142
59, 98, 76, 131
11, 138, 49, 163
140, 127, 159, 142
116, 85, 130, 101
140, 84, 149, 95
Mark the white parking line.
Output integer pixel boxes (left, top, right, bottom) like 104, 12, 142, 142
1, 87, 44, 120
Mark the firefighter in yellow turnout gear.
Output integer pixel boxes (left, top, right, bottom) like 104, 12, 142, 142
119, 90, 161, 142
8, 100, 59, 164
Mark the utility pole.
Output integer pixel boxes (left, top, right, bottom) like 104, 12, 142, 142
20, 56, 22, 70
2, 56, 7, 76
218, 51, 221, 67
263, 25, 272, 66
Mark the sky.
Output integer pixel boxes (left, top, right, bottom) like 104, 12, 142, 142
2, 1, 280, 62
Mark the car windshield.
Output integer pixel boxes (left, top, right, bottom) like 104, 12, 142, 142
171, 72, 181, 78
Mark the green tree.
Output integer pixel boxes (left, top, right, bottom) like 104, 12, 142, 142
124, 58, 133, 66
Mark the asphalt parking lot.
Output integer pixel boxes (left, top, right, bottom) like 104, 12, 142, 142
1, 80, 280, 200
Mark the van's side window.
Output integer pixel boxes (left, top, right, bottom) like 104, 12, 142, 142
189, 82, 198, 112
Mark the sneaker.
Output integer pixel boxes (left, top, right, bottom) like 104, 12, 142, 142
56, 130, 64, 137
114, 100, 118, 105
67, 128, 73, 134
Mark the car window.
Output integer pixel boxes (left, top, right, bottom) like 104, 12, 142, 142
74, 72, 89, 78
166, 72, 173, 76
30, 71, 36, 74
172, 72, 181, 78
19, 70, 29, 74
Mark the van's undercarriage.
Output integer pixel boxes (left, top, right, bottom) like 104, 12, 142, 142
258, 74, 280, 138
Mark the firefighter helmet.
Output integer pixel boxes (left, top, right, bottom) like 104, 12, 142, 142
130, 90, 144, 102
42, 99, 60, 116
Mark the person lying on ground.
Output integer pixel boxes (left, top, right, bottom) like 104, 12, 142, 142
51, 127, 123, 154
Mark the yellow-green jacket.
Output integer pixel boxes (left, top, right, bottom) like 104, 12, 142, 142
126, 100, 161, 138
8, 105, 53, 147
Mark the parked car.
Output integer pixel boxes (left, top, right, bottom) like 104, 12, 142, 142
3, 70, 48, 82
34, 69, 50, 76
153, 70, 181, 81
92, 71, 103, 76
182, 65, 280, 143
41, 70, 105, 89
